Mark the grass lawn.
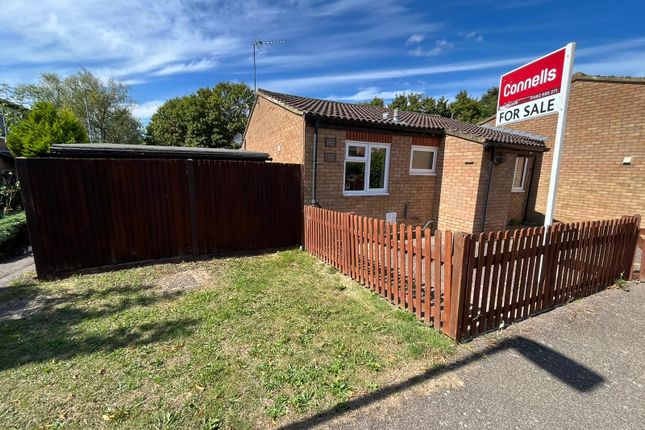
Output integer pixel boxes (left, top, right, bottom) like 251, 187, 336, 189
0, 250, 454, 429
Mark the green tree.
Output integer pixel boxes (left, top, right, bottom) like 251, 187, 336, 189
145, 82, 254, 148
387, 92, 451, 117
356, 87, 498, 123
478, 87, 499, 121
434, 96, 451, 118
389, 93, 411, 111
449, 90, 482, 123
13, 70, 142, 144
361, 97, 385, 107
6, 102, 87, 157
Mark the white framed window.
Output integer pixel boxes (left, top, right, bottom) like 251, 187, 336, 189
409, 145, 438, 175
343, 141, 390, 196
512, 156, 529, 192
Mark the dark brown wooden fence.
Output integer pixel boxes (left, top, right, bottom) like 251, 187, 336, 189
304, 206, 640, 341
17, 158, 302, 277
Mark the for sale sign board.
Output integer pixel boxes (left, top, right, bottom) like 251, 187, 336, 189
496, 45, 573, 126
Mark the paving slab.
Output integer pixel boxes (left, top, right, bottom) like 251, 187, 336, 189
282, 282, 645, 430
0, 254, 35, 287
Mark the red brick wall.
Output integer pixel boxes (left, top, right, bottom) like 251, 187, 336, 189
436, 136, 486, 232
300, 125, 539, 233
483, 152, 534, 231
436, 143, 537, 233
483, 78, 645, 223
303, 125, 442, 226
244, 96, 305, 164
244, 96, 543, 233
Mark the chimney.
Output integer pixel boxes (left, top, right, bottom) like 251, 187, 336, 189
393, 108, 399, 123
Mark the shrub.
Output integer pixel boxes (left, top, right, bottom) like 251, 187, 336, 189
6, 101, 88, 157
0, 211, 29, 257
0, 172, 21, 213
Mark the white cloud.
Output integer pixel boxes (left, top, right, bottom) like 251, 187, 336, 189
122, 79, 147, 86
0, 0, 243, 82
408, 40, 454, 57
406, 34, 425, 45
576, 51, 645, 77
152, 59, 217, 77
464, 32, 484, 42
131, 100, 164, 121
328, 74, 504, 103
264, 55, 535, 92
0, 0, 442, 84
576, 37, 645, 57
255, 47, 393, 71
329, 87, 424, 102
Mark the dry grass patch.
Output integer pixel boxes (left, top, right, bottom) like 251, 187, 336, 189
0, 250, 454, 429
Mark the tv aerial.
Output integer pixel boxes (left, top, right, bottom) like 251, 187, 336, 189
252, 38, 286, 93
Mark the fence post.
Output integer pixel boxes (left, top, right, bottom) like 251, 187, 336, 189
303, 206, 308, 251
627, 214, 641, 281
446, 232, 469, 341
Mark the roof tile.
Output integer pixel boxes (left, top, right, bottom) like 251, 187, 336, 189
258, 89, 546, 148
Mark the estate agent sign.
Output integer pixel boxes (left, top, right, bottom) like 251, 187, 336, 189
496, 42, 576, 226
496, 44, 574, 126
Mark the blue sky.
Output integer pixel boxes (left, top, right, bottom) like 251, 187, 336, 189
1, 0, 644, 121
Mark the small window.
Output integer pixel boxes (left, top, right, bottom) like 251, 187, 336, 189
512, 156, 529, 192
344, 141, 390, 195
409, 145, 437, 175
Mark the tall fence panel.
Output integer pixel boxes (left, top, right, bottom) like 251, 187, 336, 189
304, 206, 640, 341
17, 158, 302, 277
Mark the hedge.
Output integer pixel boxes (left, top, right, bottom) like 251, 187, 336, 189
0, 212, 29, 257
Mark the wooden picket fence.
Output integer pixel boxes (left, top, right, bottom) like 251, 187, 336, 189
304, 205, 454, 332
304, 206, 641, 341
457, 217, 640, 338
636, 228, 645, 281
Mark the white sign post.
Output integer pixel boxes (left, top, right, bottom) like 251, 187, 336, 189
543, 43, 576, 226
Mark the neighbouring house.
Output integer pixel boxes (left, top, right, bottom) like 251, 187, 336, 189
244, 89, 547, 234
481, 73, 645, 224
0, 136, 13, 172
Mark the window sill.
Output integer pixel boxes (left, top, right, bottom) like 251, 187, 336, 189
511, 189, 525, 193
343, 192, 389, 197
409, 171, 437, 176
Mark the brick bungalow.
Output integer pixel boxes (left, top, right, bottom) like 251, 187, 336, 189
481, 73, 645, 224
244, 89, 547, 234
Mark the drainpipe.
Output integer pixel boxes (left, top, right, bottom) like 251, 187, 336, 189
311, 118, 321, 207
480, 143, 497, 232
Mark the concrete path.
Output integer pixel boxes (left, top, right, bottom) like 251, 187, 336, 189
282, 282, 645, 430
0, 254, 35, 287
